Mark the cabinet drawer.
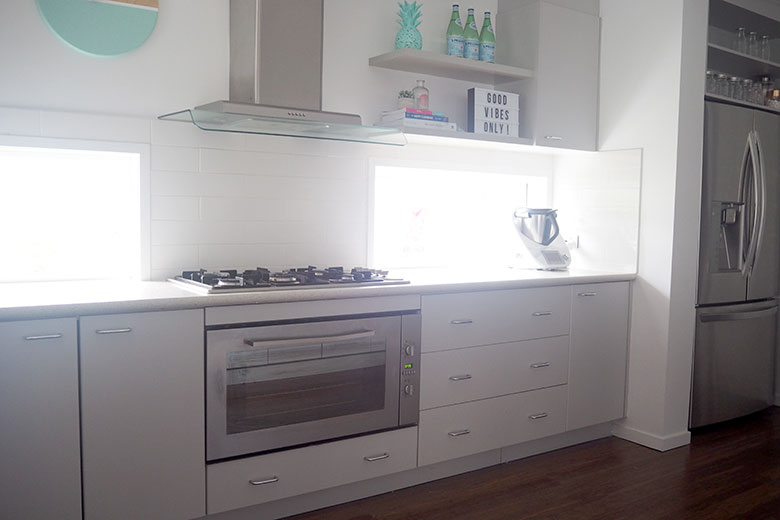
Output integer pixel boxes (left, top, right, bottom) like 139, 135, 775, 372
207, 427, 417, 514
418, 385, 567, 466
420, 335, 569, 410
421, 286, 570, 352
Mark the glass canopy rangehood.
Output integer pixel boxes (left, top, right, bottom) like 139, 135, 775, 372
158, 100, 407, 146
158, 1, 405, 146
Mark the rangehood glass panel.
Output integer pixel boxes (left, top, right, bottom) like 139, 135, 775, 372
158, 108, 407, 146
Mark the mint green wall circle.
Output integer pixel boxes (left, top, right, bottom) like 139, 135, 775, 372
36, 0, 158, 58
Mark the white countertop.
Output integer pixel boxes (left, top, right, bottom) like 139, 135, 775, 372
0, 268, 635, 321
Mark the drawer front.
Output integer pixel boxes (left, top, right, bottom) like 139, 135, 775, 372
418, 385, 567, 466
420, 335, 569, 410
207, 427, 417, 514
421, 286, 571, 352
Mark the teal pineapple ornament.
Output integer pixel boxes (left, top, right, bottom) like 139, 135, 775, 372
395, 1, 423, 50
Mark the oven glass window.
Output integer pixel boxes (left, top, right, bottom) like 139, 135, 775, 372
225, 333, 387, 434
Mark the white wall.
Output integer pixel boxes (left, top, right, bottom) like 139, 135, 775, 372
0, 0, 229, 117
599, 0, 707, 450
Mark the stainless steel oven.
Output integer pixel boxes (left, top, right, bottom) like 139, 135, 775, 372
206, 311, 421, 461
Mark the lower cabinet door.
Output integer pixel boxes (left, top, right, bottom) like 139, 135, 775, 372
80, 310, 205, 520
0, 318, 81, 520
567, 282, 629, 430
418, 385, 567, 466
207, 427, 418, 514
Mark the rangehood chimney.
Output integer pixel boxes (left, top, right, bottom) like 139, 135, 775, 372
158, 0, 405, 146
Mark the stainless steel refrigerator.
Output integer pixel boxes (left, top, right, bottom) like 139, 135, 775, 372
690, 100, 779, 428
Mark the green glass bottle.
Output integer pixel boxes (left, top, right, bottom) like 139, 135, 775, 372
446, 4, 464, 57
463, 8, 479, 60
479, 12, 495, 62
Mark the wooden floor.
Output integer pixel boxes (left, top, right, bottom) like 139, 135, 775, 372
290, 407, 780, 520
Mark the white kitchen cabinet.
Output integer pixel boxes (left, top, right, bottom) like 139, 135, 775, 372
418, 385, 567, 466
0, 318, 81, 520
80, 310, 205, 520
420, 335, 569, 410
207, 426, 418, 514
498, 0, 600, 150
567, 282, 630, 430
418, 286, 571, 466
421, 286, 570, 352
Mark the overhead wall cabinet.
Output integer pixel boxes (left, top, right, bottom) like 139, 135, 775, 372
0, 318, 82, 520
80, 310, 205, 520
497, 0, 600, 151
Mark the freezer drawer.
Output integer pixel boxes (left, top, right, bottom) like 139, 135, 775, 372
690, 301, 777, 428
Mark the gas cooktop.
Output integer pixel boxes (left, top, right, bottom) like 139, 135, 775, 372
169, 266, 409, 294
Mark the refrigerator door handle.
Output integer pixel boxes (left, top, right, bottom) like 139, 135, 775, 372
699, 304, 777, 323
749, 130, 767, 275
741, 131, 761, 277
737, 132, 752, 277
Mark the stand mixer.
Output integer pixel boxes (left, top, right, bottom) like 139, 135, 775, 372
512, 208, 571, 270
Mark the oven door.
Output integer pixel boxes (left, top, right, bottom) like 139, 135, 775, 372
206, 315, 402, 461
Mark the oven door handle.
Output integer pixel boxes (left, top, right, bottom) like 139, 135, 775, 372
244, 329, 376, 348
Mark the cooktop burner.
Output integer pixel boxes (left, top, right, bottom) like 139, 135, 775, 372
169, 266, 408, 294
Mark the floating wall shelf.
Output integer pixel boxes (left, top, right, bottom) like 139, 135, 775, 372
368, 48, 534, 85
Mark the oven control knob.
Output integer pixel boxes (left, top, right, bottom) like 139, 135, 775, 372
403, 341, 415, 357
404, 384, 415, 396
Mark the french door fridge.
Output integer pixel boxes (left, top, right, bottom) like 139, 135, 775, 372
690, 101, 780, 428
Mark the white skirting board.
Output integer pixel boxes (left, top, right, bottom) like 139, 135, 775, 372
199, 424, 614, 520
611, 423, 692, 452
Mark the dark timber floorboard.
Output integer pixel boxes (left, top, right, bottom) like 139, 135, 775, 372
288, 407, 780, 520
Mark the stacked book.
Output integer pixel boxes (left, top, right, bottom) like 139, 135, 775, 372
379, 108, 456, 131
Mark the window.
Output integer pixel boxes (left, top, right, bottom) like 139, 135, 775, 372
0, 143, 145, 283
372, 165, 548, 269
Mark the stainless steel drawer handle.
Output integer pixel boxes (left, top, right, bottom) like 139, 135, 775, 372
544, 135, 564, 140
530, 362, 551, 369
245, 330, 375, 348
24, 333, 63, 341
449, 374, 473, 381
249, 476, 279, 486
532, 311, 552, 317
450, 319, 473, 325
448, 429, 471, 437
529, 413, 549, 420
577, 292, 597, 297
96, 328, 132, 335
363, 453, 390, 462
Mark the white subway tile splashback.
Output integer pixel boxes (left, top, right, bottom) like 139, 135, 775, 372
151, 119, 246, 150
198, 243, 288, 270
151, 245, 199, 270
151, 196, 200, 221
151, 146, 199, 172
151, 171, 246, 197
200, 148, 364, 180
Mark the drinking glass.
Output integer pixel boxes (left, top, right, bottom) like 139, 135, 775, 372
742, 79, 754, 102
717, 74, 730, 96
748, 32, 759, 56
734, 27, 748, 53
706, 70, 717, 94
760, 36, 771, 61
